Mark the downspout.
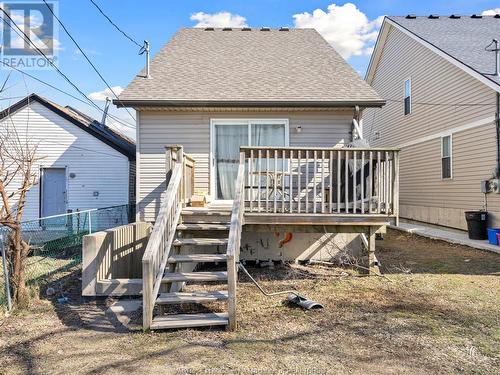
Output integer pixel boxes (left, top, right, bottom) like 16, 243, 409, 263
352, 105, 363, 141
487, 39, 500, 177
496, 92, 500, 177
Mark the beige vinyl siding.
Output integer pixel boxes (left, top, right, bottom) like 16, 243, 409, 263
137, 110, 353, 221
364, 26, 495, 146
364, 25, 499, 229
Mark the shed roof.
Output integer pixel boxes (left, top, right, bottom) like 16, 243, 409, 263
117, 28, 384, 108
385, 15, 500, 88
0, 94, 135, 159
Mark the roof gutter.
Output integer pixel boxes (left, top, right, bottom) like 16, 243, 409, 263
495, 92, 500, 177
113, 99, 386, 109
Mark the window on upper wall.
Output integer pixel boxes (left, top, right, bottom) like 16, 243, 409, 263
441, 135, 452, 179
404, 78, 411, 115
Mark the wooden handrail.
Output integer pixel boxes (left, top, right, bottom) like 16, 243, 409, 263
240, 146, 401, 154
226, 152, 246, 331
242, 146, 400, 218
142, 147, 185, 331
184, 154, 196, 167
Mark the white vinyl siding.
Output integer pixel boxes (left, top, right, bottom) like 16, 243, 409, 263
0, 101, 130, 222
364, 25, 499, 229
137, 109, 353, 221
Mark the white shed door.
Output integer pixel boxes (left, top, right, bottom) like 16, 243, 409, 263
41, 168, 67, 218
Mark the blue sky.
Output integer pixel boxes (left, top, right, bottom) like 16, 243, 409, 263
1, 0, 500, 137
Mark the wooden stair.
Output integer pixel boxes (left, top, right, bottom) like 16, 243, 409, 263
156, 291, 228, 304
150, 312, 229, 330
176, 223, 230, 231
161, 271, 228, 283
173, 238, 228, 247
168, 253, 227, 263
150, 207, 233, 330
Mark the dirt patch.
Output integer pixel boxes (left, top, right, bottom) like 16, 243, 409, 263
1, 229, 499, 374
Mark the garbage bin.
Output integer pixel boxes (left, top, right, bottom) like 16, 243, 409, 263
464, 211, 488, 240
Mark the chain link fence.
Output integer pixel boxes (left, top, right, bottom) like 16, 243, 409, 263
0, 204, 133, 310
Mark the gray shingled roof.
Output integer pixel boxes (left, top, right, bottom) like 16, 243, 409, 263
117, 28, 384, 107
388, 15, 500, 86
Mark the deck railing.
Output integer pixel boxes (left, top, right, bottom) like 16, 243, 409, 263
241, 146, 399, 217
142, 146, 193, 331
226, 152, 245, 330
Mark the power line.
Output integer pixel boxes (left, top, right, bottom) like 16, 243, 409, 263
385, 98, 496, 108
87, 0, 143, 48
0, 95, 26, 101
0, 9, 105, 114
0, 10, 135, 131
0, 11, 135, 130
41, 0, 136, 124
0, 60, 135, 130
1, 84, 131, 160
2, 111, 129, 159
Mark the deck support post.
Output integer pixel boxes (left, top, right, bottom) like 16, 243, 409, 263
165, 145, 183, 186
367, 225, 379, 275
227, 255, 237, 331
142, 258, 153, 331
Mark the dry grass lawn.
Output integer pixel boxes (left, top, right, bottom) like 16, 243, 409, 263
0, 229, 499, 374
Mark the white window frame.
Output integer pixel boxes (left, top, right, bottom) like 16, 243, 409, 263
404, 77, 412, 116
209, 118, 290, 199
441, 134, 452, 180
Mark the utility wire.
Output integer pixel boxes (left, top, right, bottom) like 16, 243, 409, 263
0, 60, 135, 130
88, 0, 143, 48
42, 0, 136, 124
2, 109, 128, 159
0, 95, 26, 101
0, 12, 135, 130
1, 72, 130, 160
0, 71, 12, 92
0, 9, 104, 114
0, 11, 135, 130
385, 98, 496, 108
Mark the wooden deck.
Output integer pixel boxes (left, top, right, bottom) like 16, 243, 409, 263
140, 145, 399, 331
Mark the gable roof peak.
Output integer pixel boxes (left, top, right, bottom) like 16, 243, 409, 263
118, 27, 384, 108
377, 15, 500, 90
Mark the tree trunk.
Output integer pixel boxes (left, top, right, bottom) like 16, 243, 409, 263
8, 228, 30, 308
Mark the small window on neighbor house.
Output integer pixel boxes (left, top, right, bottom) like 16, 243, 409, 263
404, 78, 411, 115
442, 135, 452, 179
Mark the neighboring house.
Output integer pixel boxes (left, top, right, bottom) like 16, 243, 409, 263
0, 94, 136, 223
111, 27, 400, 330
364, 15, 500, 230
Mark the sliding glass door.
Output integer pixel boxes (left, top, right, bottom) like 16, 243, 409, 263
212, 119, 288, 200
214, 123, 248, 200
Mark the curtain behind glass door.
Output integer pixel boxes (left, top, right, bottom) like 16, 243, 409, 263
251, 123, 285, 147
215, 124, 248, 199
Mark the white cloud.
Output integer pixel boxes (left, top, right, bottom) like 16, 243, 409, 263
74, 48, 101, 56
190, 11, 248, 28
88, 86, 124, 101
293, 3, 383, 59
482, 8, 500, 15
